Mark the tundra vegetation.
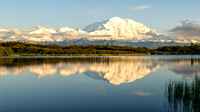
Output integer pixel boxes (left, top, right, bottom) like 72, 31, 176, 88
0, 41, 200, 56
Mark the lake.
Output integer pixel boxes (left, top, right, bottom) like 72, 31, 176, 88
0, 55, 200, 112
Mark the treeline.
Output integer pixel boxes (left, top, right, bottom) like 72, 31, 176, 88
0, 41, 200, 56
156, 43, 200, 54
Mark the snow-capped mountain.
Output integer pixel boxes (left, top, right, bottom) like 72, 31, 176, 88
83, 17, 159, 40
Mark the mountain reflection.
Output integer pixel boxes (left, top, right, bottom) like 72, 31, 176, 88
0, 57, 200, 85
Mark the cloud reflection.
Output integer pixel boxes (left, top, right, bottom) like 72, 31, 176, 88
167, 59, 200, 78
129, 91, 152, 96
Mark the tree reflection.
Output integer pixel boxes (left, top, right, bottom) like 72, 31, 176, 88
166, 76, 200, 112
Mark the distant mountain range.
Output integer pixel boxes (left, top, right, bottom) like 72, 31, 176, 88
0, 17, 198, 48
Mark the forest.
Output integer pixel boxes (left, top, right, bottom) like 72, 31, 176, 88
0, 41, 200, 56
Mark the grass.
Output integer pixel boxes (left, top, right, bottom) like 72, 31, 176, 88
166, 75, 200, 112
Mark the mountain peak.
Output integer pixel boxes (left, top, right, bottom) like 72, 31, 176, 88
109, 17, 122, 21
83, 17, 157, 40
108, 17, 135, 23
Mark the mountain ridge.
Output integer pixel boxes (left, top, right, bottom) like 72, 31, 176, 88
0, 17, 199, 48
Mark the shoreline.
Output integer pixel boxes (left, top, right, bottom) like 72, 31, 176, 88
1, 54, 200, 57
1, 53, 150, 56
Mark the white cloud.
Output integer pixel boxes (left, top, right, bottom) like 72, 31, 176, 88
167, 21, 200, 39
130, 5, 151, 11
11, 28, 22, 35
129, 91, 152, 96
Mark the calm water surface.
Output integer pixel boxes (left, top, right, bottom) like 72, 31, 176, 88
0, 55, 200, 112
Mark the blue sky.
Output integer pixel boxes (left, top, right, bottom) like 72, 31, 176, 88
0, 0, 199, 34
